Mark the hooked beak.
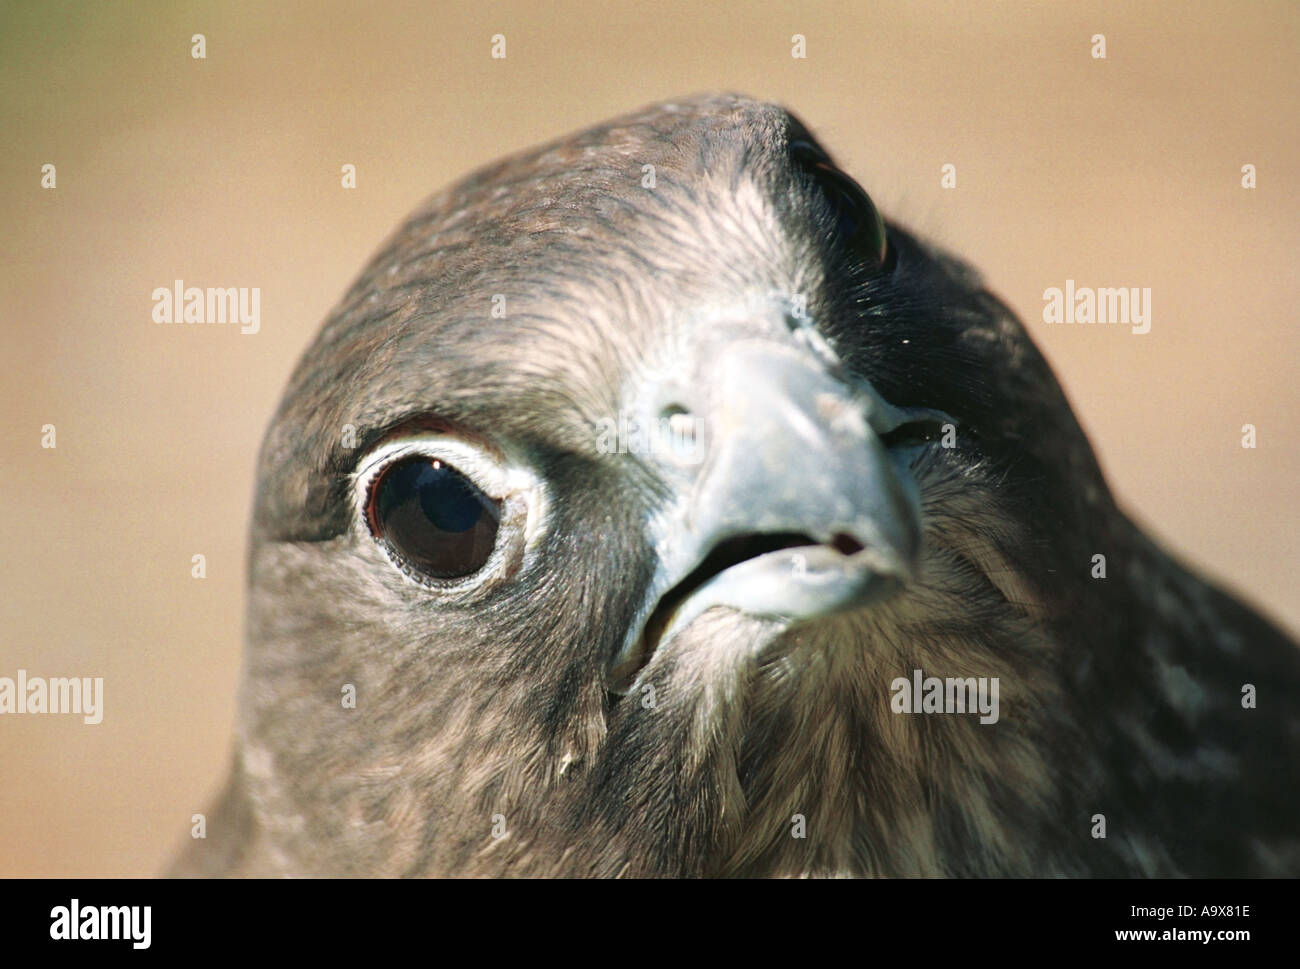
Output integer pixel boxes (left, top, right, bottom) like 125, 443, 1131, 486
610, 337, 947, 692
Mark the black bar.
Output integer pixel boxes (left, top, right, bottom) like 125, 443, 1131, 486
3, 877, 1282, 956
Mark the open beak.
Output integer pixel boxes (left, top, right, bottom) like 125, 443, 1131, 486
610, 337, 947, 692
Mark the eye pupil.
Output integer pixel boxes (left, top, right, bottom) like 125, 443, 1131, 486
416, 460, 487, 532
369, 457, 500, 579
789, 138, 889, 270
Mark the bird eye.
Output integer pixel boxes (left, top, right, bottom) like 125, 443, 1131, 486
366, 455, 501, 579
790, 138, 889, 270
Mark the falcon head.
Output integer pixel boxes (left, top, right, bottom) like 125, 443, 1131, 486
204, 94, 1297, 876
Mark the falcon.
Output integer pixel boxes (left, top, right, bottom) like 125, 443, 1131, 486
173, 94, 1300, 877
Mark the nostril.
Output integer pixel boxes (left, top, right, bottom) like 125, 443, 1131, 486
657, 404, 704, 462
831, 532, 865, 556
660, 405, 695, 438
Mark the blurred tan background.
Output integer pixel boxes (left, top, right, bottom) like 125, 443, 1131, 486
1, 1, 1296, 876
